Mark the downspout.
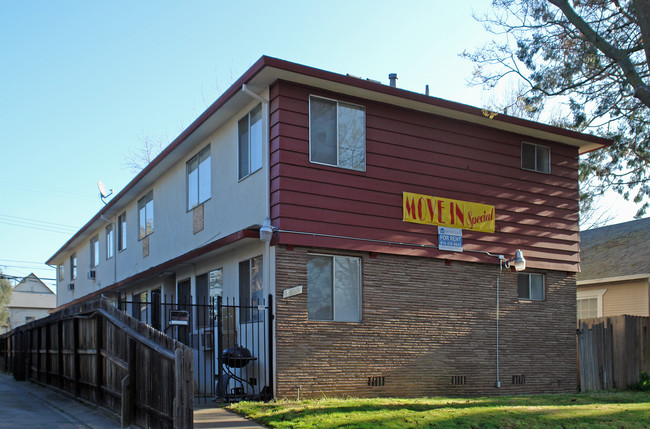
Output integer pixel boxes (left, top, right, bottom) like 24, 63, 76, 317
242, 84, 275, 395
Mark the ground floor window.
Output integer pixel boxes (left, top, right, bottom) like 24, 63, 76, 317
578, 297, 599, 319
518, 273, 545, 301
307, 254, 361, 322
239, 256, 263, 323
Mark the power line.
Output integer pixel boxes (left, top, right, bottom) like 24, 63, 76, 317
0, 213, 79, 230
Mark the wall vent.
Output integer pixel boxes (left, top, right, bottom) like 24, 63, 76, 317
512, 375, 526, 385
368, 376, 385, 387
451, 375, 466, 386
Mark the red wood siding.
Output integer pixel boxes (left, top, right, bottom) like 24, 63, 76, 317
269, 80, 581, 272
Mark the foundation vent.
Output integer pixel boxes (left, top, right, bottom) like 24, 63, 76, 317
512, 375, 526, 385
450, 375, 466, 386
368, 376, 385, 387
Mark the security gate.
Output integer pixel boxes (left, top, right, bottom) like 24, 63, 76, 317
117, 293, 273, 402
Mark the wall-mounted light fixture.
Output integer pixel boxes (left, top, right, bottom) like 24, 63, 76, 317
259, 217, 275, 243
503, 249, 526, 271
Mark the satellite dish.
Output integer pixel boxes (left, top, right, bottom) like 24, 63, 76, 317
97, 180, 113, 204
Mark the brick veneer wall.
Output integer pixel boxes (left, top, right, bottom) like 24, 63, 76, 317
274, 245, 577, 398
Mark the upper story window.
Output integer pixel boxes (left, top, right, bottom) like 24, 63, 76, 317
58, 264, 64, 281
118, 212, 127, 251
90, 236, 99, 268
238, 104, 263, 180
138, 191, 154, 240
106, 224, 114, 259
518, 273, 545, 301
307, 254, 361, 322
187, 145, 211, 210
70, 253, 77, 280
309, 96, 365, 171
521, 142, 550, 173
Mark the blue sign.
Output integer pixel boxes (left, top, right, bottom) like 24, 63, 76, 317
438, 227, 463, 252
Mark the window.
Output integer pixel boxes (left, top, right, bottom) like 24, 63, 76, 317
209, 268, 223, 300
90, 236, 99, 268
578, 298, 599, 319
239, 256, 263, 323
106, 224, 114, 259
238, 104, 263, 180
25, 316, 35, 323
518, 273, 545, 300
307, 254, 361, 322
138, 191, 154, 239
187, 145, 211, 210
310, 96, 365, 171
70, 253, 77, 280
117, 212, 127, 251
58, 264, 64, 281
521, 142, 550, 173
577, 289, 606, 319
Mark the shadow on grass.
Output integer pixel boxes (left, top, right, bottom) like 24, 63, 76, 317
231, 392, 650, 429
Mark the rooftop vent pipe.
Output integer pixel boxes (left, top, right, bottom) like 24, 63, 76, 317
388, 73, 398, 88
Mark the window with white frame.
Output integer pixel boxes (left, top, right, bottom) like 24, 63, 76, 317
238, 104, 263, 180
521, 142, 550, 173
518, 273, 545, 300
58, 264, 64, 281
90, 236, 99, 268
577, 289, 606, 319
106, 224, 114, 259
239, 256, 263, 323
138, 191, 154, 239
70, 253, 77, 280
117, 212, 127, 251
307, 254, 361, 322
187, 145, 211, 210
309, 96, 365, 171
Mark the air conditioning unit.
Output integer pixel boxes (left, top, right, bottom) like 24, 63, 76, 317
68, 283, 75, 291
88, 270, 96, 280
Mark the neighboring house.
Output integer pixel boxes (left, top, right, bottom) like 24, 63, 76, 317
1, 273, 56, 333
577, 217, 650, 319
46, 56, 608, 397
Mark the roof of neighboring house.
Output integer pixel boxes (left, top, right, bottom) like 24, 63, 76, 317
8, 273, 56, 309
46, 56, 611, 265
577, 217, 650, 283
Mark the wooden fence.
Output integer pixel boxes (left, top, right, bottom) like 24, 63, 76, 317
578, 315, 650, 391
0, 297, 193, 429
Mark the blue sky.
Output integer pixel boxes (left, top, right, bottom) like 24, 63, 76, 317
0, 0, 639, 290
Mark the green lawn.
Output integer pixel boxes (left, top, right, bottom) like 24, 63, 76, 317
229, 392, 650, 428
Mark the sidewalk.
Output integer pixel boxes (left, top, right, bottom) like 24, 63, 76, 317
194, 402, 266, 428
0, 372, 120, 429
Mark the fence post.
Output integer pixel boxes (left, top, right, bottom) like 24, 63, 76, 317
95, 315, 104, 405
73, 317, 80, 396
174, 347, 193, 429
216, 295, 223, 397
267, 293, 274, 399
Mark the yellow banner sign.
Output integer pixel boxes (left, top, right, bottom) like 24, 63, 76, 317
403, 192, 495, 233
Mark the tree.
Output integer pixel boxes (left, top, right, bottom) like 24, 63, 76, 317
464, 0, 650, 218
123, 135, 167, 174
0, 271, 12, 329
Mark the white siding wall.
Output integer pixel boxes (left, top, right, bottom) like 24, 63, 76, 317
56, 95, 269, 306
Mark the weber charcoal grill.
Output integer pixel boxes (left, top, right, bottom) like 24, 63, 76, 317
217, 346, 258, 401
222, 346, 255, 368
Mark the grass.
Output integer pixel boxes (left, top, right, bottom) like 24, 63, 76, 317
228, 391, 650, 428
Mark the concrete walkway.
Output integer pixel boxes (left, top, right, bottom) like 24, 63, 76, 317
0, 372, 120, 429
0, 372, 265, 428
194, 403, 266, 428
